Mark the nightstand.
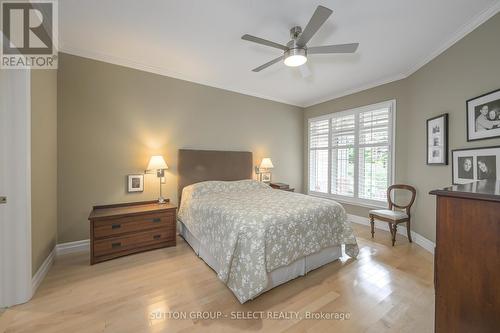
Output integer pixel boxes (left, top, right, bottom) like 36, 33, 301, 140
88, 200, 177, 264
270, 182, 295, 192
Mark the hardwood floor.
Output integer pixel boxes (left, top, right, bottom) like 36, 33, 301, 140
0, 224, 434, 333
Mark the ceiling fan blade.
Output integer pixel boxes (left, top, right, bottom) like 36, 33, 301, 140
308, 43, 359, 54
296, 5, 333, 47
252, 56, 284, 72
242, 34, 288, 51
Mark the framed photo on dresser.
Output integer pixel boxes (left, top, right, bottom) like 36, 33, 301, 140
452, 145, 500, 184
259, 172, 272, 183
466, 89, 500, 141
426, 113, 448, 165
127, 174, 144, 192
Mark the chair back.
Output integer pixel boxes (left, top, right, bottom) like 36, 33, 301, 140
387, 184, 416, 216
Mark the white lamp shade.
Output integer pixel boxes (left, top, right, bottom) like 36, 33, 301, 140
147, 155, 168, 170
284, 54, 307, 67
259, 158, 274, 169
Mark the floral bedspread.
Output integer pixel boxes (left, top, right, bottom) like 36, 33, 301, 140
178, 180, 359, 303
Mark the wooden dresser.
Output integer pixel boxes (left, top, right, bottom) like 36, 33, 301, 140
430, 180, 500, 333
88, 200, 177, 264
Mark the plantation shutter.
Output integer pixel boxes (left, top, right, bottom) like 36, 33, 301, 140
308, 101, 393, 205
309, 119, 329, 193
358, 108, 390, 202
330, 114, 355, 197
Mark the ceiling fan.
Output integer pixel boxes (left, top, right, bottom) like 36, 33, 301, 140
242, 5, 359, 72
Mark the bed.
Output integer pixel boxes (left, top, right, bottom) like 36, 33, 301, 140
176, 149, 359, 303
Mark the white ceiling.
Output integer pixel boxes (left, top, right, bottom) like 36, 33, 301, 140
59, 0, 500, 107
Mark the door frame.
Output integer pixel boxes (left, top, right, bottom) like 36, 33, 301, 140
0, 67, 32, 307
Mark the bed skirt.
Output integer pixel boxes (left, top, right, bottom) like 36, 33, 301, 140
178, 220, 342, 300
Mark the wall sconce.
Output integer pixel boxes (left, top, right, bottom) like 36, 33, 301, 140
255, 157, 274, 183
146, 155, 168, 203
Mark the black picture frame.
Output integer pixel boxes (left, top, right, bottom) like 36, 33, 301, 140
466, 88, 500, 142
426, 113, 448, 165
451, 145, 500, 185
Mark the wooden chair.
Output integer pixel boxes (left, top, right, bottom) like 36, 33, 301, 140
368, 184, 416, 246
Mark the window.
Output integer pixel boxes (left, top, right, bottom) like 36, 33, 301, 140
308, 100, 394, 206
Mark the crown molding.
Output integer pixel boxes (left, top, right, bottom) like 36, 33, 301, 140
302, 72, 407, 108
304, 1, 500, 108
59, 44, 303, 108
59, 2, 500, 109
403, 1, 500, 77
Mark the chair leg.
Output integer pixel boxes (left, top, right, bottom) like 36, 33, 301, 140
388, 223, 393, 244
406, 219, 413, 243
370, 216, 375, 238
391, 223, 397, 246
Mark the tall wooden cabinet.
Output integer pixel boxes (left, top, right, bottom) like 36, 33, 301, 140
430, 180, 500, 333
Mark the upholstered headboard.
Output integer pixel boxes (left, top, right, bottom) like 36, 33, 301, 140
177, 149, 253, 202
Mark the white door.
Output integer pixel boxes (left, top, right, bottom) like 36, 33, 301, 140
0, 68, 32, 307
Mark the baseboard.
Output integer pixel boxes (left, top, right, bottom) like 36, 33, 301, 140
56, 239, 90, 256
348, 214, 435, 254
32, 248, 55, 295
32, 240, 90, 295
53, 221, 434, 256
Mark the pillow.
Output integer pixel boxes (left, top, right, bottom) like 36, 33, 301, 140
183, 179, 270, 199
178, 180, 270, 219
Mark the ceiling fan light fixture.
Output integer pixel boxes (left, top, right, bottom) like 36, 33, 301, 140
242, 6, 358, 72
283, 48, 307, 67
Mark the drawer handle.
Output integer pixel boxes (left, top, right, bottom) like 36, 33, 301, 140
152, 218, 161, 223
112, 242, 121, 248
111, 224, 121, 229
153, 234, 161, 240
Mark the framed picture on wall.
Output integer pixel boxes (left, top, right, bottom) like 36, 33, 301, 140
452, 145, 500, 184
426, 113, 448, 165
466, 89, 500, 141
127, 174, 144, 192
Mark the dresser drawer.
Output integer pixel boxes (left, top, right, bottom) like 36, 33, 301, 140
93, 212, 174, 239
93, 227, 175, 257
89, 201, 177, 264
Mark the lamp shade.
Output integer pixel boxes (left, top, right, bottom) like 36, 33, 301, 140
259, 158, 274, 169
147, 155, 168, 170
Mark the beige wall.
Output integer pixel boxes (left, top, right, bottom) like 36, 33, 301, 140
58, 53, 304, 243
56, 13, 500, 244
31, 69, 58, 274
304, 13, 500, 242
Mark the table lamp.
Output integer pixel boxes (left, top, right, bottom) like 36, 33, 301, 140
146, 155, 168, 203
257, 157, 274, 182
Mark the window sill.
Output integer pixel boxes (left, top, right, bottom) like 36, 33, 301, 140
307, 192, 387, 210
